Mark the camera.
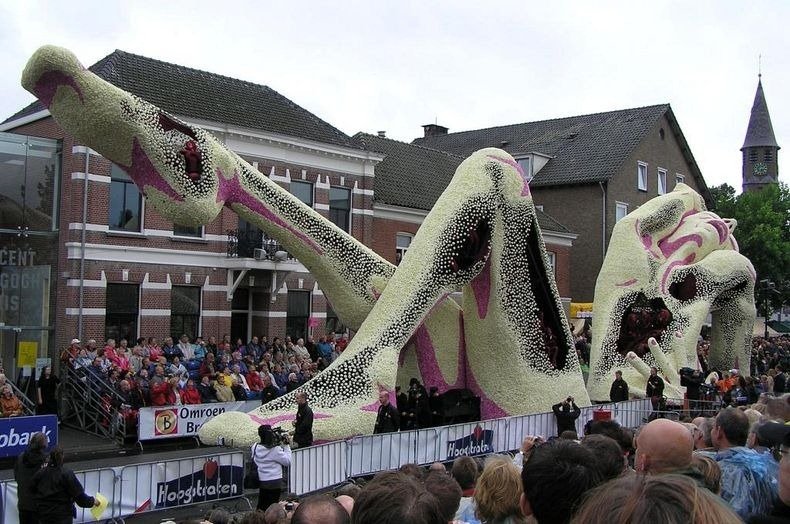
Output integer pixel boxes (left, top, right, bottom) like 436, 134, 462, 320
272, 427, 290, 445
566, 396, 574, 403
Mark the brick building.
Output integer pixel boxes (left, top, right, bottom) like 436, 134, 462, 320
414, 106, 712, 302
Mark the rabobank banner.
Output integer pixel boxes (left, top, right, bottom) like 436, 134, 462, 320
0, 415, 57, 458
138, 401, 259, 440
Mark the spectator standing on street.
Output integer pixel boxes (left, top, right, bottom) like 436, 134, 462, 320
293, 391, 313, 448
552, 396, 580, 436
373, 391, 400, 434
646, 366, 665, 417
31, 447, 100, 523
36, 365, 60, 416
252, 424, 291, 511
609, 370, 629, 402
14, 432, 48, 524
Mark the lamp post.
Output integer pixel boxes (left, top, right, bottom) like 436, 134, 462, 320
760, 279, 776, 339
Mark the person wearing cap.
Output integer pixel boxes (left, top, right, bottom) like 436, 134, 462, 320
252, 424, 291, 511
60, 339, 81, 367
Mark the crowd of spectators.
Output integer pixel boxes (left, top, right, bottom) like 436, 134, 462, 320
57, 332, 350, 432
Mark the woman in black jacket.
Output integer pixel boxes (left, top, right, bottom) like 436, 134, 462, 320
13, 432, 48, 524
31, 447, 99, 523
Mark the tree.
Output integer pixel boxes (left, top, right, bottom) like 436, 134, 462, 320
710, 182, 790, 313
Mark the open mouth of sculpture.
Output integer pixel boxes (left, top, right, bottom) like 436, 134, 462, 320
525, 219, 569, 370
158, 112, 203, 181
616, 293, 673, 357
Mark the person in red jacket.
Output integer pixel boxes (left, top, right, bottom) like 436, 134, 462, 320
246, 365, 265, 393
150, 369, 177, 406
181, 379, 201, 404
199, 352, 218, 380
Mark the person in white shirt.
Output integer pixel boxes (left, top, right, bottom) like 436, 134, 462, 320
252, 424, 291, 511
177, 334, 195, 360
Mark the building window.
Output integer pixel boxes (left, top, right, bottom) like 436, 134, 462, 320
173, 224, 203, 238
547, 251, 557, 276
749, 150, 758, 162
171, 286, 201, 342
675, 174, 685, 186
516, 157, 532, 182
764, 149, 773, 162
637, 162, 648, 192
325, 302, 346, 336
105, 283, 139, 343
291, 180, 314, 207
615, 202, 629, 222
395, 233, 412, 264
109, 164, 142, 232
286, 290, 311, 341
657, 169, 667, 195
329, 187, 351, 232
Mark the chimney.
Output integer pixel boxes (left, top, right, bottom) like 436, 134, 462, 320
377, 131, 386, 138
422, 124, 449, 137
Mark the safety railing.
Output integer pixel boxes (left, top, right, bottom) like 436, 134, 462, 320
61, 365, 127, 445
0, 450, 246, 524
7, 380, 36, 416
288, 397, 658, 496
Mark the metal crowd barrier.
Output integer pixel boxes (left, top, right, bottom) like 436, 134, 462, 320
288, 397, 659, 495
0, 450, 245, 524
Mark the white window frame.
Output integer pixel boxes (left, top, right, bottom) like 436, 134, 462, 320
675, 173, 685, 186
173, 224, 204, 239
657, 168, 667, 195
637, 162, 648, 192
616, 201, 629, 222
516, 156, 532, 182
395, 233, 413, 265
546, 251, 557, 276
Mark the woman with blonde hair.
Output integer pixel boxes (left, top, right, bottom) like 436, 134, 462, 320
570, 474, 740, 524
472, 456, 526, 524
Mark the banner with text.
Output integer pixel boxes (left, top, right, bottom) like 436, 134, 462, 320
138, 401, 259, 441
0, 415, 57, 458
117, 452, 244, 515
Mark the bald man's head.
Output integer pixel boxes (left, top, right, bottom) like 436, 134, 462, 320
635, 419, 694, 474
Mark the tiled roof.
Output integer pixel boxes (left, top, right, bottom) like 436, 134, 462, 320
413, 105, 671, 187
742, 79, 780, 149
353, 133, 570, 233
3, 50, 356, 149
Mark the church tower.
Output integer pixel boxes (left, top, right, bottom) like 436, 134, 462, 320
742, 76, 780, 192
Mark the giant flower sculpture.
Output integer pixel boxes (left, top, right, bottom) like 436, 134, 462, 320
23, 46, 590, 445
586, 184, 756, 401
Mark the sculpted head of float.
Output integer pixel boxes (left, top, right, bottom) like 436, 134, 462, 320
21, 45, 230, 226
587, 183, 756, 400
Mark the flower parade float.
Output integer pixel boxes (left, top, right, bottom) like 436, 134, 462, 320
23, 46, 756, 445
586, 183, 756, 401
22, 46, 591, 445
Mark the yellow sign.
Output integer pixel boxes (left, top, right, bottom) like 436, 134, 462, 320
91, 492, 109, 521
17, 341, 37, 368
570, 302, 594, 318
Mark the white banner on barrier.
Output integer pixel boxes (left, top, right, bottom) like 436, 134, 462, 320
138, 401, 259, 440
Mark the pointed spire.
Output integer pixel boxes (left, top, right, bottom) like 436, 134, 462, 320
741, 77, 780, 150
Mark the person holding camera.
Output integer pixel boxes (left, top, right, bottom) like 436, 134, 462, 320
552, 396, 580, 436
252, 424, 292, 511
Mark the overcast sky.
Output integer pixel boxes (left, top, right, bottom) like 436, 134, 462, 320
1, 1, 788, 192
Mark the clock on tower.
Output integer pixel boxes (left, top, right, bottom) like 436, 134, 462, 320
753, 162, 768, 177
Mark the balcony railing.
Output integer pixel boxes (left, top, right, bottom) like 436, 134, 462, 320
227, 229, 294, 260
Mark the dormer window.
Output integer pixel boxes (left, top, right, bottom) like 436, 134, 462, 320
516, 157, 532, 182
